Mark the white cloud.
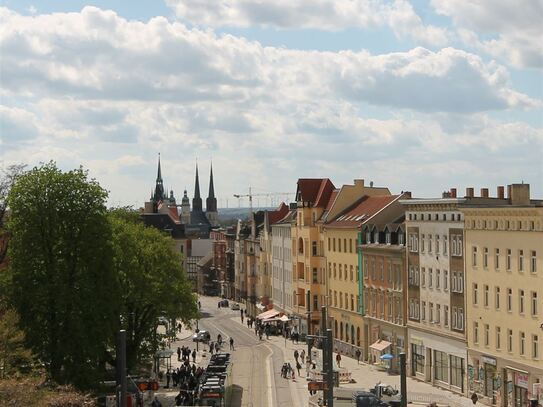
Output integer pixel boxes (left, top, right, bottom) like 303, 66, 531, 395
431, 0, 543, 69
166, 0, 449, 46
0, 6, 541, 205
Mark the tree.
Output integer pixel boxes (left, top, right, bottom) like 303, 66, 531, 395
5, 162, 119, 389
109, 210, 198, 371
0, 164, 26, 265
0, 306, 33, 377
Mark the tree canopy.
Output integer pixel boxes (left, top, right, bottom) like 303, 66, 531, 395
4, 163, 198, 388
5, 162, 119, 388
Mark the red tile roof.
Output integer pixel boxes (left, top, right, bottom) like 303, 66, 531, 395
296, 178, 336, 208
326, 195, 400, 228
268, 202, 290, 225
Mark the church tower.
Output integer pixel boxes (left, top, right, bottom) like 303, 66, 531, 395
181, 189, 191, 224
192, 163, 203, 212
206, 163, 219, 226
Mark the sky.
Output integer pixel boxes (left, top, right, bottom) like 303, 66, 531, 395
1, 0, 542, 208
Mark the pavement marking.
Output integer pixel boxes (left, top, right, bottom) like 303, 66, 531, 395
262, 343, 276, 407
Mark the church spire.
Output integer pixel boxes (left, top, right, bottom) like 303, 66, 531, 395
206, 162, 217, 213
192, 162, 203, 212
153, 153, 165, 202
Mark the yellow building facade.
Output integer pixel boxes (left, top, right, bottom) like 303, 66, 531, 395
463, 184, 543, 407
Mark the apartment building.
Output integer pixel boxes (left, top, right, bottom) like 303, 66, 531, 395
463, 184, 543, 407
322, 180, 392, 358
291, 178, 336, 337
272, 209, 296, 315
402, 190, 468, 395
360, 192, 410, 372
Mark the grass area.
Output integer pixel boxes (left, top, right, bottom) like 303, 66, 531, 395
0, 376, 96, 406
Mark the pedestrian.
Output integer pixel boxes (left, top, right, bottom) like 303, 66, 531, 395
241, 314, 244, 323
166, 369, 171, 388
215, 341, 220, 353
296, 360, 302, 377
294, 349, 299, 363
229, 337, 235, 350
300, 349, 305, 362
355, 349, 361, 364
218, 301, 221, 308
192, 349, 196, 363
258, 329, 263, 341
198, 301, 201, 309
209, 341, 214, 355
177, 347, 181, 361
151, 396, 162, 407
217, 333, 222, 345
336, 353, 342, 368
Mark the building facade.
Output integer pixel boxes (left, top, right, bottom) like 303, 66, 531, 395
271, 210, 295, 315
463, 184, 543, 407
402, 192, 468, 395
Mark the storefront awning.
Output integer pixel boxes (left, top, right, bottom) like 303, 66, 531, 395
256, 309, 280, 320
369, 340, 392, 352
278, 315, 290, 322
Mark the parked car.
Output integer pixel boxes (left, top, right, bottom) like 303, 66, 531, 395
230, 303, 240, 310
351, 391, 389, 407
219, 299, 229, 307
192, 330, 211, 343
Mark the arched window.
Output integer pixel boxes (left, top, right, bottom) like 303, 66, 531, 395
351, 325, 355, 345
335, 320, 338, 338
340, 322, 344, 341
345, 323, 350, 342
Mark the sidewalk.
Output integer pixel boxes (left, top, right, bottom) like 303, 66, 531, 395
231, 316, 480, 407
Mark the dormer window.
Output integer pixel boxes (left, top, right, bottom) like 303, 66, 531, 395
366, 231, 371, 244
398, 232, 404, 246
373, 230, 379, 244
385, 231, 391, 245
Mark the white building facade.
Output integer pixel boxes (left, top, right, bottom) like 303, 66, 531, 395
271, 216, 294, 315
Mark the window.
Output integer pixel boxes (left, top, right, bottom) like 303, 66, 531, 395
421, 301, 426, 321
519, 250, 524, 272
386, 232, 391, 244
409, 233, 419, 252
457, 272, 464, 293
436, 235, 440, 254
333, 238, 336, 252
434, 350, 448, 382
312, 241, 317, 256
398, 233, 404, 246
531, 251, 537, 273
412, 344, 425, 374
344, 239, 347, 254
533, 335, 539, 359
472, 246, 478, 266
436, 269, 441, 289
532, 291, 538, 316
428, 235, 432, 253
351, 295, 354, 311
507, 288, 513, 312
520, 332, 525, 356
421, 234, 425, 252
444, 305, 449, 327
313, 295, 318, 311
507, 249, 511, 270
458, 308, 464, 330
444, 270, 448, 291
366, 231, 371, 244
429, 302, 434, 322
421, 267, 426, 287
312, 268, 318, 283
484, 324, 490, 346
495, 287, 500, 309
443, 235, 448, 255
474, 322, 479, 343
508, 329, 513, 352
483, 247, 488, 268
350, 265, 354, 282
349, 239, 353, 253
495, 248, 500, 269
520, 290, 525, 314
339, 264, 343, 280
484, 285, 489, 307
436, 304, 441, 324
328, 238, 331, 252
450, 356, 464, 389
473, 283, 479, 305
429, 268, 433, 288
496, 327, 501, 350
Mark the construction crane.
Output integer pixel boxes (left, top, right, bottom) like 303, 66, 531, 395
233, 187, 291, 213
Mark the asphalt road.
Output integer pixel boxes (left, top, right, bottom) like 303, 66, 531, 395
192, 295, 297, 407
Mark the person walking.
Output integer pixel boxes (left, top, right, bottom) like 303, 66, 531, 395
215, 341, 220, 353
151, 396, 162, 407
296, 360, 302, 377
300, 349, 305, 363
192, 349, 196, 363
336, 353, 342, 368
166, 369, 171, 388
355, 349, 361, 364
294, 349, 299, 363
229, 337, 235, 350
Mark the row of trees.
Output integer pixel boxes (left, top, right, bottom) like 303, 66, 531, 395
0, 162, 198, 389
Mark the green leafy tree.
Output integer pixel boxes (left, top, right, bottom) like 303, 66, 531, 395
5, 162, 119, 388
109, 210, 197, 371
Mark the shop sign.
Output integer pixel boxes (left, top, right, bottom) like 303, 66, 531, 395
481, 355, 497, 366
514, 372, 528, 389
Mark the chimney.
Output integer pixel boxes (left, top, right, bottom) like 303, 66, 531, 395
497, 186, 505, 199
480, 188, 489, 198
466, 187, 474, 198
509, 184, 530, 206
450, 188, 457, 198
354, 179, 365, 188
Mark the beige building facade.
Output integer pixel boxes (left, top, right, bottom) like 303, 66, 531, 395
463, 184, 543, 407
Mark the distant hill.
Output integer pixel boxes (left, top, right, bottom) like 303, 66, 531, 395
218, 207, 274, 222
